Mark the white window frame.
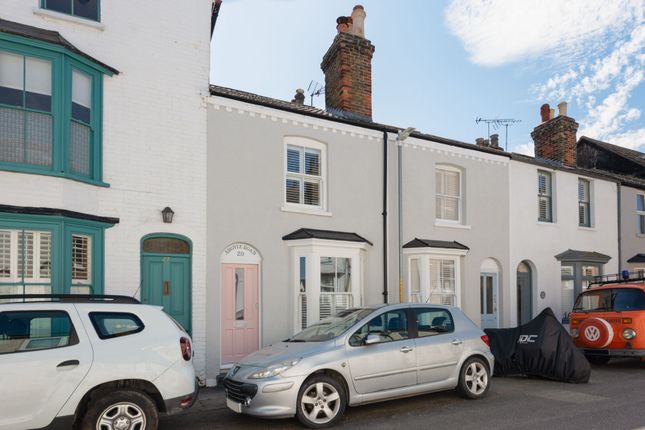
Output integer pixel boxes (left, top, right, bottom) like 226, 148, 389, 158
0, 229, 52, 284
638, 193, 645, 235
578, 178, 592, 228
435, 165, 463, 224
283, 137, 328, 215
538, 169, 553, 223
287, 239, 367, 333
404, 247, 468, 307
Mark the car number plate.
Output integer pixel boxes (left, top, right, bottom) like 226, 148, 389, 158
226, 397, 242, 413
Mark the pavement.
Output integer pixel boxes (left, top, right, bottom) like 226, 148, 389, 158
161, 359, 645, 429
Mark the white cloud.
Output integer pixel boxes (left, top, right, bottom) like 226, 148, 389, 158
514, 142, 534, 156
444, 0, 642, 67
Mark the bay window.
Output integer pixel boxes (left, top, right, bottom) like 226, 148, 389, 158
0, 31, 110, 184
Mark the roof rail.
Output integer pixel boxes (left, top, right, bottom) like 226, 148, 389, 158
588, 271, 645, 288
0, 294, 140, 304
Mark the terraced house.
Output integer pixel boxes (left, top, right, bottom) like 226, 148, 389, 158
0, 1, 211, 379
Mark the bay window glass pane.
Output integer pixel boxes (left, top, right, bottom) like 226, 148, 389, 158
17, 231, 34, 279
561, 265, 574, 277
74, 0, 99, 21
304, 150, 320, 176
0, 107, 24, 163
303, 181, 320, 206
235, 268, 244, 320
286, 178, 300, 203
299, 257, 306, 292
72, 234, 91, 284
26, 112, 53, 166
336, 258, 351, 292
0, 51, 23, 107
72, 70, 92, 123
430, 259, 456, 305
582, 265, 599, 277
299, 256, 307, 329
410, 258, 420, 302
39, 232, 52, 279
70, 121, 91, 175
45, 0, 72, 14
320, 257, 335, 292
561, 279, 574, 317
287, 147, 300, 173
25, 57, 52, 112
0, 231, 11, 279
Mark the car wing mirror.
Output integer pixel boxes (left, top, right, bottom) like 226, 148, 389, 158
365, 334, 380, 345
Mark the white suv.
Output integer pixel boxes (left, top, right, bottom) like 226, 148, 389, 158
0, 294, 197, 430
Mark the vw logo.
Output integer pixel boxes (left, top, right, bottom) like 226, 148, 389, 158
584, 326, 601, 341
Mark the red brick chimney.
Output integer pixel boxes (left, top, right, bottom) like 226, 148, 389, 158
531, 102, 579, 167
321, 5, 375, 121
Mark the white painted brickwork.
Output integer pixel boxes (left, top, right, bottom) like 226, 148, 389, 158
0, 1, 210, 379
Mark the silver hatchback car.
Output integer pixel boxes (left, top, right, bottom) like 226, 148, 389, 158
224, 303, 494, 428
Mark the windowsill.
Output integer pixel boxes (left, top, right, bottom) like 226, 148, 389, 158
577, 226, 596, 232
434, 221, 471, 230
0, 165, 109, 188
33, 7, 105, 30
637, 233, 645, 238
537, 221, 555, 226
281, 205, 332, 217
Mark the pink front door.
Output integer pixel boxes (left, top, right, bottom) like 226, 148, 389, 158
221, 264, 259, 364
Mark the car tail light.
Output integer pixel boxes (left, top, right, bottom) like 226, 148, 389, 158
180, 337, 192, 361
481, 335, 490, 347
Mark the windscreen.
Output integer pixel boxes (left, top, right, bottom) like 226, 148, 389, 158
289, 308, 373, 342
573, 288, 645, 312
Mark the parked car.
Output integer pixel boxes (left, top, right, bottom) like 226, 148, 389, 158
223, 303, 493, 428
570, 273, 645, 364
0, 294, 197, 430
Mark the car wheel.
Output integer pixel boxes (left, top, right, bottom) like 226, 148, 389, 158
585, 354, 610, 365
296, 375, 347, 429
80, 389, 158, 430
456, 357, 490, 400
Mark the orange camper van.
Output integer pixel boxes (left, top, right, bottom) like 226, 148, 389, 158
570, 272, 645, 364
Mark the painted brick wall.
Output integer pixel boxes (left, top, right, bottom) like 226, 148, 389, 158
0, 0, 210, 379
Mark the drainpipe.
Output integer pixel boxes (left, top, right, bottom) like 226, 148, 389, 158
396, 128, 415, 303
617, 182, 622, 271
382, 130, 389, 303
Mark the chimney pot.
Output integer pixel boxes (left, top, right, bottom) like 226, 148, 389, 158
558, 101, 568, 117
549, 108, 555, 120
475, 137, 487, 147
292, 88, 305, 105
490, 133, 499, 148
336, 16, 351, 34
540, 103, 550, 122
351, 5, 366, 38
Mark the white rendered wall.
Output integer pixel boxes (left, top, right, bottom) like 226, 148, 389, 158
0, 0, 211, 379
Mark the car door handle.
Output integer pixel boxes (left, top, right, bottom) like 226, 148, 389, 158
400, 346, 413, 353
57, 360, 80, 368
451, 339, 463, 346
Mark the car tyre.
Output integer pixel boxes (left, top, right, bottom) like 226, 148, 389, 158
456, 356, 490, 400
585, 354, 610, 365
296, 375, 347, 429
80, 389, 158, 430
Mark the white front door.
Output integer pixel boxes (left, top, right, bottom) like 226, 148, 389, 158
480, 273, 498, 329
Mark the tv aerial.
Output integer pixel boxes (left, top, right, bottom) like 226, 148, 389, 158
475, 117, 521, 151
307, 81, 325, 106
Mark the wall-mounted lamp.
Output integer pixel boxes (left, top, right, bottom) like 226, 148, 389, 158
162, 207, 175, 223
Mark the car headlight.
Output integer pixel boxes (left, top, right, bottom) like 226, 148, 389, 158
249, 358, 301, 379
622, 328, 636, 340
571, 329, 579, 338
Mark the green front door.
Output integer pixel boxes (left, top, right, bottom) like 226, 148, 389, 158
141, 235, 192, 334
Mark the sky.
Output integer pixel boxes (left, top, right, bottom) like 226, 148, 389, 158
210, 0, 645, 155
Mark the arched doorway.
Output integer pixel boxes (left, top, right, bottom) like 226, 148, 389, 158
220, 243, 261, 365
140, 234, 192, 333
480, 258, 500, 329
517, 261, 533, 325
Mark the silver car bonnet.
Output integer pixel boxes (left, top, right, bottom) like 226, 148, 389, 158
238, 341, 328, 367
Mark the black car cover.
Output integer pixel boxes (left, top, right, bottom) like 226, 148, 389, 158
484, 307, 590, 383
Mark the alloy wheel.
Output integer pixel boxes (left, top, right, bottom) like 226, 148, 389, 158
464, 361, 488, 395
300, 382, 342, 425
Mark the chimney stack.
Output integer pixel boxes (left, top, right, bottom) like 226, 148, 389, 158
490, 133, 500, 149
531, 101, 579, 167
292, 88, 305, 105
321, 5, 375, 121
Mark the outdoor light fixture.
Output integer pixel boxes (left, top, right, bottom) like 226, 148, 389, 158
162, 207, 175, 223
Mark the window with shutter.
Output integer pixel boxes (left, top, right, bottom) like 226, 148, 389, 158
319, 257, 352, 320
284, 139, 326, 211
436, 166, 462, 222
538, 170, 553, 222
0, 229, 52, 297
429, 258, 456, 305
578, 178, 591, 227
71, 234, 92, 294
638, 194, 645, 235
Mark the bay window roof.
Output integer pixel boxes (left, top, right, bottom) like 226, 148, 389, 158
282, 228, 372, 245
403, 238, 469, 250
